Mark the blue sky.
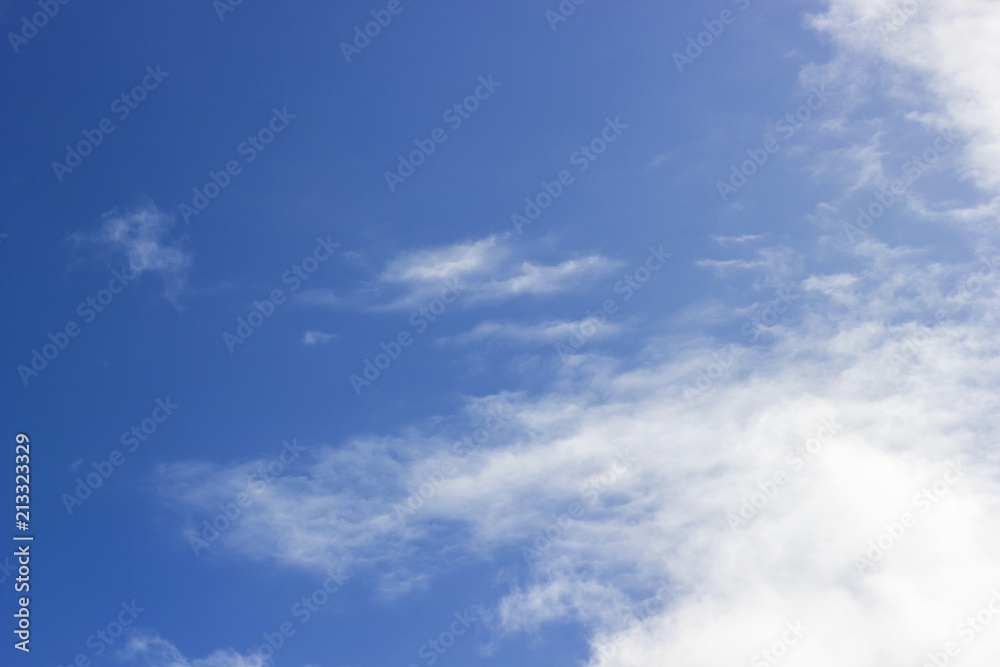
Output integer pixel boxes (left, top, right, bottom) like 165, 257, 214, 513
4, 0, 1000, 665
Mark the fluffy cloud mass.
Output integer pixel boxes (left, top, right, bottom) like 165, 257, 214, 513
158, 1, 1000, 665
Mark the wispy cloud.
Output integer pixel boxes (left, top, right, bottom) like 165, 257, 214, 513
696, 245, 801, 285
807, 0, 1000, 190
710, 234, 763, 246
381, 235, 503, 286
70, 203, 191, 308
151, 2, 1000, 665
443, 318, 623, 346
303, 330, 336, 345
156, 8, 1000, 653
299, 234, 620, 312
474, 256, 618, 301
117, 629, 267, 666
158, 244, 1000, 661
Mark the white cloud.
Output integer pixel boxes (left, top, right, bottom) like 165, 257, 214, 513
157, 2, 1000, 665
444, 318, 623, 346
308, 235, 620, 311
475, 256, 618, 301
710, 234, 764, 246
807, 0, 1000, 191
71, 203, 191, 308
381, 235, 503, 285
117, 630, 267, 667
303, 330, 336, 345
163, 180, 1000, 667
696, 245, 801, 286
814, 132, 889, 193
159, 237, 1000, 663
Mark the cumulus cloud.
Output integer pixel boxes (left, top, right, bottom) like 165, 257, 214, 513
161, 240, 1000, 661
71, 203, 191, 308
157, 2, 1000, 665
807, 0, 1000, 192
163, 177, 1000, 662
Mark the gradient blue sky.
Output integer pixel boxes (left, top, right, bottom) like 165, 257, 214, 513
4, 1, 1000, 666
